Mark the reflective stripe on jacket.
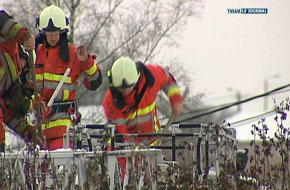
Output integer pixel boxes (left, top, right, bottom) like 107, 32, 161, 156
35, 41, 101, 141
0, 11, 29, 135
35, 42, 101, 102
103, 64, 182, 143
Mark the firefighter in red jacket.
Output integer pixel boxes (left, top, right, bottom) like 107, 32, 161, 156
0, 10, 40, 152
103, 56, 183, 179
34, 5, 102, 150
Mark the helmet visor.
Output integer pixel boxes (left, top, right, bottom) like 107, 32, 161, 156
115, 79, 136, 89
111, 57, 139, 88
38, 5, 68, 32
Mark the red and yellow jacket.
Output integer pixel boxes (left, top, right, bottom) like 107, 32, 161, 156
35, 41, 101, 103
0, 11, 28, 97
35, 40, 102, 141
0, 10, 32, 140
103, 63, 182, 143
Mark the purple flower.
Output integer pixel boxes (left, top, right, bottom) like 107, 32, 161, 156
278, 110, 287, 120
283, 128, 287, 134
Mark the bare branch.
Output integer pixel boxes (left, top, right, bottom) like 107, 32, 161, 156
3, 0, 203, 108
86, 0, 124, 50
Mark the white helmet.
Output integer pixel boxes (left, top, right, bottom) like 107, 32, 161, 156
36, 5, 69, 32
111, 57, 140, 88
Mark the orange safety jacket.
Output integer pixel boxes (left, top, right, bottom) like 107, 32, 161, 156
35, 40, 102, 144
0, 11, 31, 143
103, 63, 182, 143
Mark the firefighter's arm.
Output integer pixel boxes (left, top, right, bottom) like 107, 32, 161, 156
166, 74, 183, 116
0, 10, 31, 45
81, 53, 102, 90
82, 65, 102, 90
154, 65, 183, 116
9, 118, 44, 147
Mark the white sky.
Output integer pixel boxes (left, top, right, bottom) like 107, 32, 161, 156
157, 0, 290, 139
159, 0, 290, 102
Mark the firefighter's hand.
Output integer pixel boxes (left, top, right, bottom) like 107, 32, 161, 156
40, 101, 52, 119
23, 34, 35, 51
76, 45, 89, 62
171, 101, 183, 116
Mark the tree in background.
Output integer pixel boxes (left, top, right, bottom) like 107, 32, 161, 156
4, 0, 236, 124
4, 0, 205, 114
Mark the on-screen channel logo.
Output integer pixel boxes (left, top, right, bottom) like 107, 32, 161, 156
227, 8, 268, 14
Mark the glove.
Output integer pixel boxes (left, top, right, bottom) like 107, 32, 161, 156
3, 81, 32, 119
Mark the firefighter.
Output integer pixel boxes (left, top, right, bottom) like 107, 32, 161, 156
0, 10, 42, 152
34, 5, 102, 150
103, 56, 183, 179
